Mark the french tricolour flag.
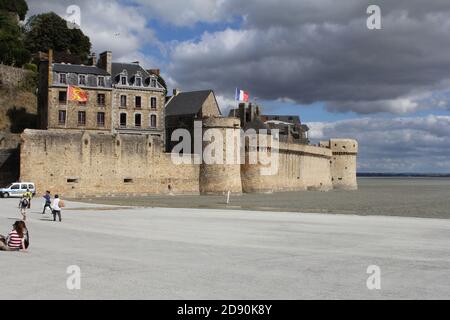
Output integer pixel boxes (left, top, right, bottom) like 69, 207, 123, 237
235, 88, 249, 102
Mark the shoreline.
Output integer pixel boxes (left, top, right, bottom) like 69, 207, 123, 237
67, 176, 450, 219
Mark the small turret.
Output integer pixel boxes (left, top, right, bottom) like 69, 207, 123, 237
326, 139, 358, 190
199, 117, 242, 195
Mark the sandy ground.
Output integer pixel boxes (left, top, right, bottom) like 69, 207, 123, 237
0, 197, 449, 300
76, 178, 450, 219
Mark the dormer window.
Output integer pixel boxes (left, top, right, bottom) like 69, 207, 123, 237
59, 74, 67, 84
98, 76, 105, 87
135, 77, 142, 87
121, 75, 127, 85
79, 75, 87, 86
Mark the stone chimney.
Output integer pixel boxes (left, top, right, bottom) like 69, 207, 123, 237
148, 69, 160, 76
89, 53, 97, 66
98, 51, 112, 74
48, 49, 54, 86
173, 88, 181, 96
239, 103, 247, 125
248, 103, 256, 122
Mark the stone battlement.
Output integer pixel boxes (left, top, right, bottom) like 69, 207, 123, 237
19, 127, 358, 197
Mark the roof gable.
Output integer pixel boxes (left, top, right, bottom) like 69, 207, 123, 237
111, 62, 163, 89
165, 90, 220, 116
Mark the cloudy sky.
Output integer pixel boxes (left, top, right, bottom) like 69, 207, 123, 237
27, 0, 450, 173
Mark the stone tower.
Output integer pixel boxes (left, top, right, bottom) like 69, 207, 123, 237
327, 139, 358, 190
199, 117, 242, 195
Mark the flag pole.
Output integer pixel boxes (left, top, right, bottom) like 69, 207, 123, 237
66, 85, 69, 129
235, 88, 239, 117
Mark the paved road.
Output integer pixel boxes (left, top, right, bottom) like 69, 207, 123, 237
0, 198, 449, 299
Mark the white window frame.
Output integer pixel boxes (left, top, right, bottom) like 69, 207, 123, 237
150, 96, 157, 109
59, 73, 68, 84
78, 74, 87, 86
77, 110, 86, 126
135, 96, 142, 109
58, 110, 67, 126
149, 113, 157, 128
120, 94, 127, 108
97, 111, 105, 127
120, 70, 128, 86
97, 93, 106, 106
135, 76, 142, 87
150, 77, 157, 88
98, 76, 105, 87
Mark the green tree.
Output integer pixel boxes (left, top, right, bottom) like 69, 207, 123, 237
0, 12, 30, 66
0, 0, 28, 21
24, 12, 91, 63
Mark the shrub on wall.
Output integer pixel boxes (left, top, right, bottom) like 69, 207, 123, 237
23, 63, 37, 73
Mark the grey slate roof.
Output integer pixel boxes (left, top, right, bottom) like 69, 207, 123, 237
111, 62, 150, 84
243, 118, 270, 131
165, 90, 214, 116
262, 115, 301, 124
53, 63, 110, 76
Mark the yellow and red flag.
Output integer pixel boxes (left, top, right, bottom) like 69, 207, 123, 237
68, 85, 88, 102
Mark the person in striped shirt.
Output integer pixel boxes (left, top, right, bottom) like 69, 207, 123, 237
7, 221, 28, 251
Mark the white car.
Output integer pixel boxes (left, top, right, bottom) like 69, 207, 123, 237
0, 182, 36, 198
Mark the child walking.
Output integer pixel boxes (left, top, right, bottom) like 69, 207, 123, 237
52, 194, 63, 222
18, 196, 29, 221
42, 191, 52, 214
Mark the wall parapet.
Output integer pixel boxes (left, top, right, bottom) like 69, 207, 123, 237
18, 129, 358, 196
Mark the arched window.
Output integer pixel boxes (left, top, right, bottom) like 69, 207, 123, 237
150, 114, 157, 128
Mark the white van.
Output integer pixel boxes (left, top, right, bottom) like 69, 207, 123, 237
0, 182, 36, 198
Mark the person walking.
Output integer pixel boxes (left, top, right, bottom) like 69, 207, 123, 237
24, 188, 33, 209
42, 191, 52, 214
18, 195, 29, 221
52, 194, 63, 222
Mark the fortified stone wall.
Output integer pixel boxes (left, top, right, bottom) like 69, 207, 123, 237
19, 129, 357, 197
20, 129, 199, 198
241, 139, 333, 193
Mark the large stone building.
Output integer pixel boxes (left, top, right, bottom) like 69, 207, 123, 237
16, 50, 359, 198
110, 58, 166, 139
229, 104, 310, 144
38, 50, 166, 141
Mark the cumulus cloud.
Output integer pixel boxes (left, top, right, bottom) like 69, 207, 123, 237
27, 0, 158, 61
167, 0, 450, 114
133, 0, 228, 27
308, 116, 450, 172
215, 95, 237, 115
